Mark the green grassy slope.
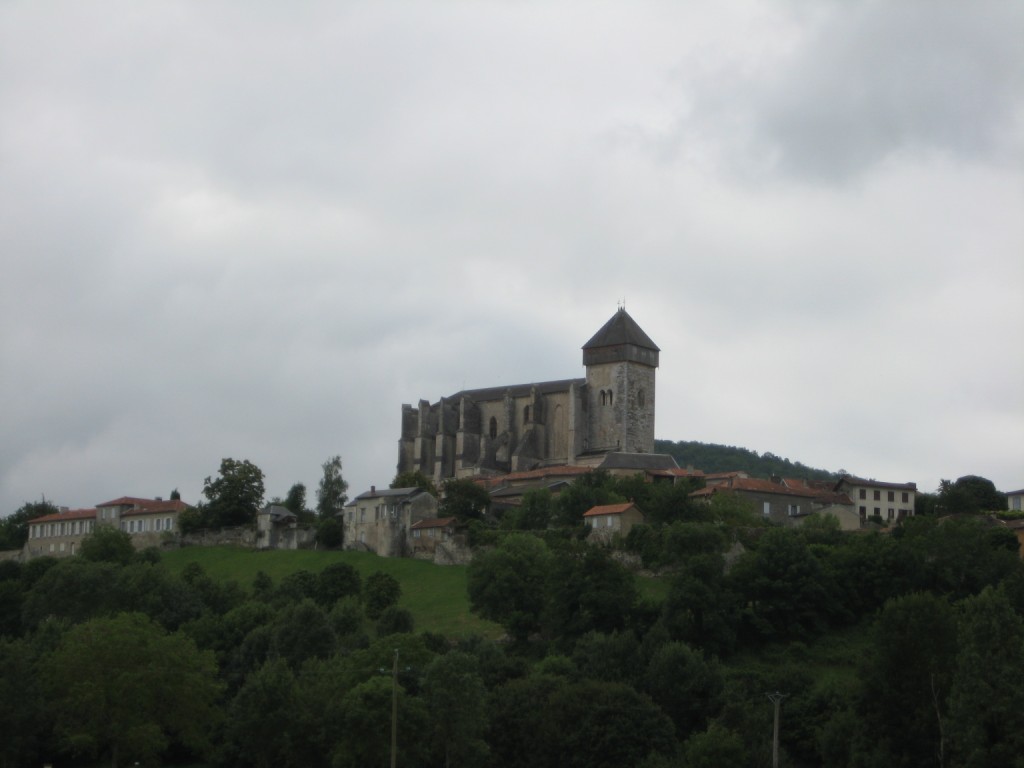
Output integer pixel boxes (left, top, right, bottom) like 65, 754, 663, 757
161, 547, 503, 639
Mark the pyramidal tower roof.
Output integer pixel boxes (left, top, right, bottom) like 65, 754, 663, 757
582, 308, 660, 352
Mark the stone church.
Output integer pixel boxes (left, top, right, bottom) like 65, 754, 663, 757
398, 308, 664, 485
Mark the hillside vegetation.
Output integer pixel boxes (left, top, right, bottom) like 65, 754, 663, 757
655, 438, 841, 481
161, 546, 500, 639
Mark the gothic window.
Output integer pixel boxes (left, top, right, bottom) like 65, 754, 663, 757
523, 406, 530, 424
489, 416, 498, 439
608, 391, 613, 406
600, 390, 607, 406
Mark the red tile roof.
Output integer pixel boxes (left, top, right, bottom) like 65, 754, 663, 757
583, 502, 638, 517
95, 497, 188, 514
29, 508, 97, 524
411, 516, 458, 530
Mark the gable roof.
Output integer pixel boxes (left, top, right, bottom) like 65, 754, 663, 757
96, 496, 189, 512
834, 475, 917, 492
29, 508, 97, 524
411, 516, 458, 530
599, 452, 679, 471
583, 502, 641, 517
350, 486, 428, 502
447, 378, 585, 404
582, 309, 659, 352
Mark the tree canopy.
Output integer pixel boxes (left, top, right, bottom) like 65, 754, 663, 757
316, 456, 349, 518
203, 458, 265, 527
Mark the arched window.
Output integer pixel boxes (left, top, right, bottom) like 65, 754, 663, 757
608, 390, 613, 406
523, 405, 530, 424
600, 390, 607, 406
489, 416, 498, 439
637, 389, 645, 407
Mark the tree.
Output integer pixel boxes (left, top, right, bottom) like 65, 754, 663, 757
203, 458, 265, 527
42, 613, 222, 768
224, 658, 298, 768
376, 605, 415, 637
315, 562, 362, 607
392, 470, 438, 497
79, 525, 135, 565
947, 587, 1024, 767
283, 483, 309, 518
439, 478, 491, 521
316, 455, 349, 518
0, 499, 58, 550
423, 651, 490, 767
364, 571, 401, 619
856, 592, 957, 767
500, 488, 552, 530
939, 474, 1007, 513
316, 516, 343, 548
0, 637, 46, 767
467, 533, 552, 643
552, 471, 623, 528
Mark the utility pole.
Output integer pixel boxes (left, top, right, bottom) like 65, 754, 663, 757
391, 648, 399, 768
767, 691, 787, 768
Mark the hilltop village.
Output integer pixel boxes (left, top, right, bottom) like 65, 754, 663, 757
14, 308, 961, 565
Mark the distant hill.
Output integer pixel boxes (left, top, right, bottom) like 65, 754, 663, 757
655, 439, 841, 483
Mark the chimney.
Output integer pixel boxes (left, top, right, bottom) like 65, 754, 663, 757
371, 485, 376, 494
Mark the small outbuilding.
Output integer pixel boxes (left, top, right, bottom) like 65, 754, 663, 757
583, 501, 645, 542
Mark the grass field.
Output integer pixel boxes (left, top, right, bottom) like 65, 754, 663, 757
161, 546, 504, 639
162, 546, 670, 640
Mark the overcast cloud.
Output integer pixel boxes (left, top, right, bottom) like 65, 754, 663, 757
2, 0, 1022, 514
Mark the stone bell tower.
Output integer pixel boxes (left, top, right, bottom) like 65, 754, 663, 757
582, 308, 660, 454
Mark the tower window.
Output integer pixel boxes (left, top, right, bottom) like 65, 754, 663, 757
489, 417, 497, 439
637, 389, 645, 407
608, 391, 613, 406
523, 406, 530, 424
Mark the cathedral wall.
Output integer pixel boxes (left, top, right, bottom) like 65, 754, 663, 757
623, 364, 656, 454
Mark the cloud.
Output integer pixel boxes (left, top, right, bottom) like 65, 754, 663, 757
1, 1, 1022, 515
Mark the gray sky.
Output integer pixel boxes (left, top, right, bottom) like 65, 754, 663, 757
2, 1, 1022, 515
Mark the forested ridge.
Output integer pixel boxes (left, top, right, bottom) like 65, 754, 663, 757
654, 439, 841, 481
3, 479, 1024, 767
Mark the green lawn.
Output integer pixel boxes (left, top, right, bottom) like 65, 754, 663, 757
161, 546, 503, 639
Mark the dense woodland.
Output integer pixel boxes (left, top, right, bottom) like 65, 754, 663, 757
2, 467, 1023, 768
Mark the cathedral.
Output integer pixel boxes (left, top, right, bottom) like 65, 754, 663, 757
397, 308, 664, 485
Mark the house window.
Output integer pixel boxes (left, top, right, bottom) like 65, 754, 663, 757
155, 519, 162, 532
360, 510, 366, 522
859, 506, 866, 519
763, 502, 771, 517
489, 417, 498, 439
165, 517, 172, 530
887, 508, 894, 520
1014, 497, 1022, 511
873, 490, 881, 501
888, 491, 895, 502
902, 492, 909, 503
859, 489, 866, 500
874, 508, 880, 517
607, 515, 615, 528
788, 504, 800, 516
413, 529, 421, 539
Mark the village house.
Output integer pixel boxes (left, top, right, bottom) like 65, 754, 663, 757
833, 475, 916, 523
343, 486, 438, 558
692, 473, 860, 529
255, 504, 315, 551
1006, 488, 1024, 512
411, 518, 468, 565
583, 501, 646, 542
25, 496, 188, 559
